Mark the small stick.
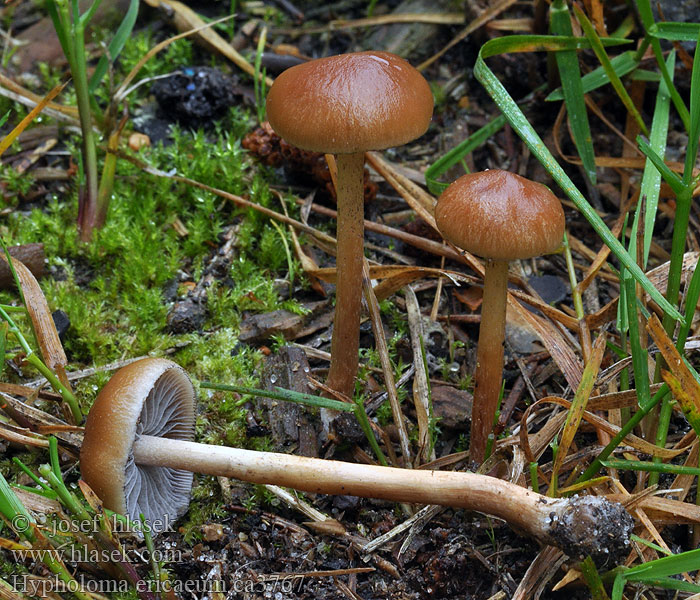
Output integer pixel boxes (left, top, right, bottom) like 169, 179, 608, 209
362, 259, 412, 467
405, 285, 435, 465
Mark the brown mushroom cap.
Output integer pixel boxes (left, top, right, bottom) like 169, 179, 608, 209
266, 51, 433, 154
434, 170, 566, 261
80, 358, 195, 528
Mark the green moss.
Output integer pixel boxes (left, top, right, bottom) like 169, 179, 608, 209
1, 86, 280, 374
0, 26, 337, 558
380, 297, 409, 339
179, 475, 229, 544
112, 587, 141, 600
0, 164, 33, 203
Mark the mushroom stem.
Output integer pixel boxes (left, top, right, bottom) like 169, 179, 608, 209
131, 434, 630, 563
325, 151, 366, 398
471, 259, 509, 463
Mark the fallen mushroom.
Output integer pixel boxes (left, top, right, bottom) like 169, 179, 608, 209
80, 358, 631, 564
265, 51, 433, 398
434, 170, 565, 464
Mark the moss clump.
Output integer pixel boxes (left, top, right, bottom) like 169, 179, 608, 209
0, 30, 306, 537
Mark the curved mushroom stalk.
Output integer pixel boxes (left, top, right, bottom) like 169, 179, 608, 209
132, 434, 632, 565
81, 359, 632, 565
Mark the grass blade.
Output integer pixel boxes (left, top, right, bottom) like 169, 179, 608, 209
636, 136, 684, 195
88, 0, 139, 91
199, 381, 355, 412
424, 114, 505, 194
677, 258, 700, 350
602, 459, 700, 477
79, 0, 103, 27
550, 0, 597, 183
42, 1, 72, 62
0, 472, 35, 530
649, 22, 700, 42
682, 25, 700, 186
580, 556, 610, 600
623, 273, 651, 409
573, 4, 648, 136
624, 547, 700, 581
611, 573, 625, 600
546, 50, 640, 101
469, 33, 631, 55
635, 0, 690, 130
628, 51, 675, 266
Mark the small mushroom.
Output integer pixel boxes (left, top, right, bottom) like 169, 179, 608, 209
80, 358, 632, 564
434, 170, 565, 463
265, 51, 433, 398
79, 358, 195, 529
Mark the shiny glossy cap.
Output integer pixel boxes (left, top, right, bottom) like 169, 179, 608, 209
435, 170, 565, 261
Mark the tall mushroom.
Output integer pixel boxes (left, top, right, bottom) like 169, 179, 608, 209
265, 51, 433, 398
80, 358, 632, 564
434, 170, 565, 464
